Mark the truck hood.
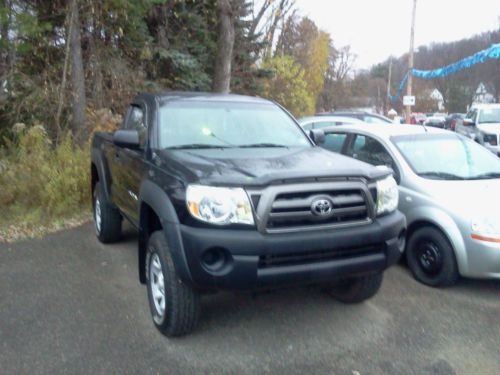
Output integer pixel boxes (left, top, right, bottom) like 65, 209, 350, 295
477, 123, 500, 134
156, 147, 389, 186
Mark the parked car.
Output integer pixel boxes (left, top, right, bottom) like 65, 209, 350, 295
316, 111, 394, 124
90, 92, 406, 337
410, 113, 427, 125
444, 113, 465, 131
298, 116, 363, 130
455, 104, 500, 156
318, 123, 500, 287
424, 116, 446, 128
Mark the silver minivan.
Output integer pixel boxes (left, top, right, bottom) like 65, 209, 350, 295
319, 124, 500, 287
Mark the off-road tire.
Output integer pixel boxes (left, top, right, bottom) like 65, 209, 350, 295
146, 231, 200, 337
93, 182, 122, 243
326, 272, 383, 303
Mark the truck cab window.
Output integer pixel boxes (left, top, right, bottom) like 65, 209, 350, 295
126, 106, 145, 131
126, 105, 146, 147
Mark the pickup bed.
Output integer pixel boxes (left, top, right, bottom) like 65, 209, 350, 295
91, 92, 406, 337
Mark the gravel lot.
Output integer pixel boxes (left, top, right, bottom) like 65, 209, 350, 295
1, 223, 498, 375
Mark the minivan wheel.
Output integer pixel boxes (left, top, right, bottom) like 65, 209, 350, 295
326, 272, 383, 303
146, 231, 200, 337
406, 227, 459, 287
93, 182, 122, 243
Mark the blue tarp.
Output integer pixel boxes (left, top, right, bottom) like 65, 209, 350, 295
388, 43, 500, 102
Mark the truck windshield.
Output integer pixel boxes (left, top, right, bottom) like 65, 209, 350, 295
158, 101, 311, 149
392, 133, 500, 180
478, 108, 500, 124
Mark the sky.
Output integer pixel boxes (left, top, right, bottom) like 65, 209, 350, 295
295, 0, 500, 69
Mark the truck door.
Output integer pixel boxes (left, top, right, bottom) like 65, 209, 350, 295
113, 103, 148, 224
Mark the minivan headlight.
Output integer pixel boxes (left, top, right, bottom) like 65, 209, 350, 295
376, 176, 399, 215
186, 185, 254, 225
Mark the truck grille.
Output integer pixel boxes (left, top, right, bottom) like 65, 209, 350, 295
249, 180, 375, 234
258, 244, 382, 269
266, 189, 369, 230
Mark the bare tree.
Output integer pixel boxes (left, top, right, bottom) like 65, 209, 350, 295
213, 0, 235, 93
262, 0, 295, 59
248, 0, 272, 38
69, 0, 87, 144
331, 45, 356, 82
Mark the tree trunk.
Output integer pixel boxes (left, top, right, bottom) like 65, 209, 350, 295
0, 0, 13, 81
69, 0, 87, 144
212, 0, 234, 93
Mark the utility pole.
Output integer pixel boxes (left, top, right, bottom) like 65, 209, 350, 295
386, 58, 392, 114
405, 0, 417, 123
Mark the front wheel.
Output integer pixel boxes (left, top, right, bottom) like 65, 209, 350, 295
326, 272, 383, 303
146, 231, 200, 337
406, 227, 459, 287
93, 182, 122, 243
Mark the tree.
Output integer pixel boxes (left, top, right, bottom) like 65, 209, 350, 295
261, 55, 314, 117
213, 0, 235, 93
275, 15, 330, 108
69, 0, 86, 144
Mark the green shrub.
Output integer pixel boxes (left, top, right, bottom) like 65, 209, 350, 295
0, 125, 90, 226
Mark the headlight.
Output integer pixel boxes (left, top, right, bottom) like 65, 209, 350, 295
186, 185, 254, 225
376, 176, 399, 215
471, 216, 500, 237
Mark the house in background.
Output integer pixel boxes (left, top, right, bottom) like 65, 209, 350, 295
429, 89, 445, 111
473, 83, 495, 105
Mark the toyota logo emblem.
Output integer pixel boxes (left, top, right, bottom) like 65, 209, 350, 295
311, 198, 333, 216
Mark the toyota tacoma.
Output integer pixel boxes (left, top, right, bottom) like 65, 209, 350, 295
90, 92, 406, 337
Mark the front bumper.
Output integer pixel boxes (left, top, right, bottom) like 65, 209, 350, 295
463, 237, 500, 279
179, 211, 406, 290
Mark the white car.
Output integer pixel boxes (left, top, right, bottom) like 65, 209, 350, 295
455, 103, 500, 156
297, 116, 364, 131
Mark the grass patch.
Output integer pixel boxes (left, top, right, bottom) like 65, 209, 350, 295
0, 126, 91, 243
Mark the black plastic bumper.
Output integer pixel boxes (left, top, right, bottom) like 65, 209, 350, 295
179, 211, 406, 291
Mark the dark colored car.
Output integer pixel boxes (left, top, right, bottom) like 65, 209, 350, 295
424, 116, 446, 128
445, 113, 465, 131
90, 92, 406, 337
316, 111, 394, 124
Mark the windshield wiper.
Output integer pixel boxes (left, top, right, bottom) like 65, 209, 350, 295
238, 143, 288, 148
467, 172, 500, 180
478, 121, 500, 124
418, 172, 466, 180
165, 144, 233, 150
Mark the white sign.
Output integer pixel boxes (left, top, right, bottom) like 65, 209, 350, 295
403, 95, 416, 106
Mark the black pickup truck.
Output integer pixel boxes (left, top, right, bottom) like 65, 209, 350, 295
91, 92, 406, 337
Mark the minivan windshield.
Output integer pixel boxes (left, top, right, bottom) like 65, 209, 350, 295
478, 108, 500, 124
158, 101, 311, 149
392, 133, 500, 180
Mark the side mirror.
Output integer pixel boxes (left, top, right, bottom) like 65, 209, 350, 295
309, 129, 325, 145
113, 129, 140, 149
462, 118, 475, 126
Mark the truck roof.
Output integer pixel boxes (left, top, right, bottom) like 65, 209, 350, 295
137, 91, 272, 105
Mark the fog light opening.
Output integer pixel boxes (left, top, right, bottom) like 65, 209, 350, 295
201, 247, 231, 273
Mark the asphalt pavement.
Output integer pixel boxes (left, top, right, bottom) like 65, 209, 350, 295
0, 223, 499, 375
